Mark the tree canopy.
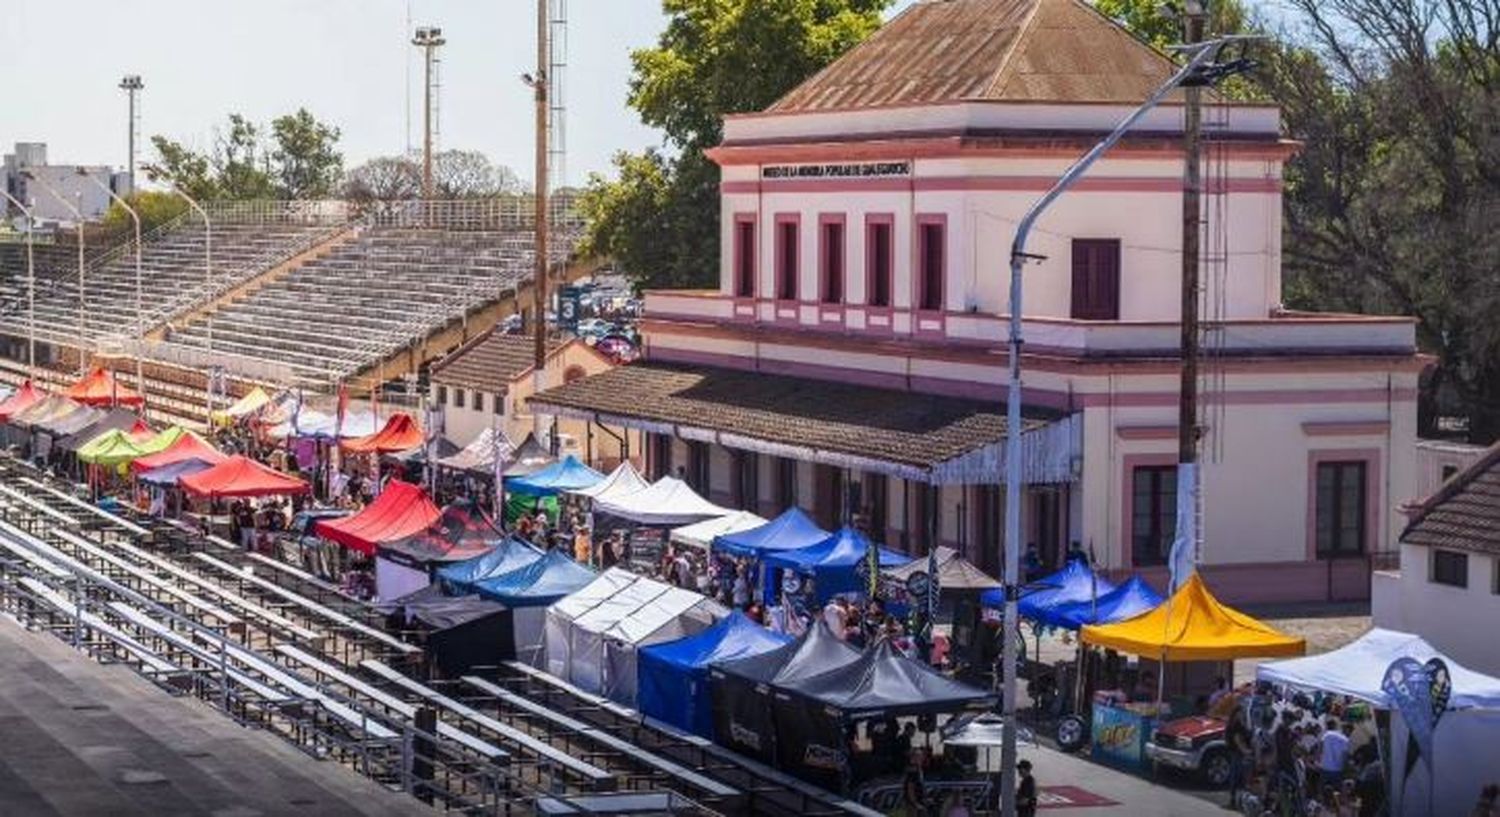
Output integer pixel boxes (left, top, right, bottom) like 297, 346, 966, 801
580, 0, 891, 291
343, 150, 523, 201
149, 108, 343, 201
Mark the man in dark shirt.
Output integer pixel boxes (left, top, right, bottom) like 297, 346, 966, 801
1016, 759, 1038, 817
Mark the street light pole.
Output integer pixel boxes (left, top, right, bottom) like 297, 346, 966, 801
119, 75, 144, 193
0, 191, 36, 380
77, 169, 146, 404
22, 172, 89, 374
997, 40, 1241, 816
531, 0, 550, 444
142, 164, 213, 417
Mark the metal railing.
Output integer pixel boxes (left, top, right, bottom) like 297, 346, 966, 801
353, 197, 585, 231
202, 200, 353, 226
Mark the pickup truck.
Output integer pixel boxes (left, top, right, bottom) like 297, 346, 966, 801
1144, 715, 1232, 786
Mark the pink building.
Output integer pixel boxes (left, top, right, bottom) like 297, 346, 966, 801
533, 0, 1424, 604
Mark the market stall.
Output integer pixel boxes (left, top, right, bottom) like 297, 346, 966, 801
63, 365, 144, 407
709, 620, 861, 764
565, 461, 648, 502
1078, 573, 1305, 772
381, 585, 517, 677
314, 480, 442, 599
180, 455, 311, 499
473, 550, 598, 666
434, 536, 544, 594
508, 455, 605, 496
762, 525, 911, 604
669, 510, 765, 551
600, 582, 726, 708
1047, 576, 1163, 631
377, 501, 504, 569
341, 412, 424, 455
772, 639, 998, 789
982, 559, 1117, 627
130, 432, 227, 474
543, 567, 640, 678
638, 611, 792, 736
712, 507, 830, 604
0, 381, 44, 422
593, 476, 730, 527
1258, 628, 1500, 817
210, 386, 271, 426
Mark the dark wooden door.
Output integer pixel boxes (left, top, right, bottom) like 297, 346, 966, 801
1071, 239, 1121, 320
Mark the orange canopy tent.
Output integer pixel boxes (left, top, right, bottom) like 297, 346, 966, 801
131, 432, 227, 473
64, 366, 144, 407
314, 480, 442, 555
342, 412, 423, 454
180, 455, 310, 498
1081, 573, 1306, 662
0, 381, 46, 422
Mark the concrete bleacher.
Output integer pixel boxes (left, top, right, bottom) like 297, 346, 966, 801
167, 226, 572, 382
0, 218, 344, 347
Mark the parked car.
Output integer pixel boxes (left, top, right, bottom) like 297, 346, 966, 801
1144, 715, 1232, 786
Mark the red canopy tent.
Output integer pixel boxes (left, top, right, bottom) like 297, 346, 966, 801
127, 419, 155, 442
65, 366, 145, 407
314, 480, 442, 555
180, 455, 310, 498
0, 382, 45, 422
342, 412, 423, 454
131, 432, 228, 473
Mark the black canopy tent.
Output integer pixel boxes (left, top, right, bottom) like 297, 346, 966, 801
771, 638, 997, 790
381, 584, 516, 677
709, 620, 860, 764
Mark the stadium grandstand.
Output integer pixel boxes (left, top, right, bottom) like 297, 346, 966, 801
0, 198, 584, 427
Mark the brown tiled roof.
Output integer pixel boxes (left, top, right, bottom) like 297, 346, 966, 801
527, 361, 1057, 471
767, 0, 1181, 113
1402, 443, 1500, 556
429, 331, 563, 394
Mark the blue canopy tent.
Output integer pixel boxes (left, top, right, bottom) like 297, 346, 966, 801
762, 526, 912, 603
435, 536, 544, 593
137, 458, 216, 486
982, 559, 1117, 628
712, 508, 830, 604
506, 455, 605, 497
473, 550, 597, 606
1047, 575, 1164, 630
638, 611, 792, 736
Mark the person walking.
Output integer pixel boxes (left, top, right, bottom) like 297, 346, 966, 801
1015, 759, 1038, 817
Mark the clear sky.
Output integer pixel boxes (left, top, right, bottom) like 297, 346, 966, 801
2, 1, 919, 187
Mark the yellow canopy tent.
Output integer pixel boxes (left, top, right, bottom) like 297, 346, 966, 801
1081, 573, 1306, 661
210, 387, 271, 426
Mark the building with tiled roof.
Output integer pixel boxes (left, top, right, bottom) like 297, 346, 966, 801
1374, 443, 1500, 675
532, 0, 1424, 604
428, 330, 633, 467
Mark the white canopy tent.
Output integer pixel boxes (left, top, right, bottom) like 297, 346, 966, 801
544, 567, 637, 678
566, 461, 649, 502
670, 510, 767, 550
1258, 628, 1500, 817
601, 587, 726, 707
593, 476, 731, 526
562, 574, 676, 695
437, 426, 516, 473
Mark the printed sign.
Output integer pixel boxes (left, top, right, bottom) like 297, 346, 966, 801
761, 161, 911, 180
1090, 704, 1150, 771
628, 527, 666, 570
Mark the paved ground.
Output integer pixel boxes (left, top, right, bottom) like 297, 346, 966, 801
1017, 743, 1226, 815
0, 615, 431, 817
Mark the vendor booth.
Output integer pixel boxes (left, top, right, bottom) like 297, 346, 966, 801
75, 426, 150, 469
180, 456, 311, 498
130, 432, 227, 473
137, 458, 216, 487
0, 381, 44, 422
210, 386, 271, 426
1258, 628, 1500, 817
600, 584, 727, 708
508, 455, 604, 496
56, 408, 140, 455
381, 585, 517, 677
473, 550, 597, 666
638, 611, 792, 736
593, 476, 730, 527
314, 480, 443, 600
670, 510, 765, 551
712, 507, 830, 605
566, 461, 648, 502
543, 567, 640, 678
762, 525, 911, 604
983, 559, 1117, 626
772, 639, 998, 789
63, 365, 144, 407
1078, 573, 1305, 772
710, 620, 862, 764
435, 536, 544, 594
342, 412, 424, 454
377, 501, 503, 568
1046, 576, 1163, 631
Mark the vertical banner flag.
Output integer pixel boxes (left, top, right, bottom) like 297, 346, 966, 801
1381, 656, 1452, 805
1167, 462, 1198, 593
926, 543, 940, 633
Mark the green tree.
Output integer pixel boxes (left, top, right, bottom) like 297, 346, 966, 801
101, 191, 188, 234
581, 0, 890, 289
270, 108, 344, 199
214, 114, 277, 200
149, 136, 218, 201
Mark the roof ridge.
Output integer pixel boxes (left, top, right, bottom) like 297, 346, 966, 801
1402, 440, 1500, 538
980, 0, 1048, 101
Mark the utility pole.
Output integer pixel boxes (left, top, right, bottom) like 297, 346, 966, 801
118, 75, 144, 193
1178, 1, 1207, 564
531, 0, 550, 441
412, 27, 445, 199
